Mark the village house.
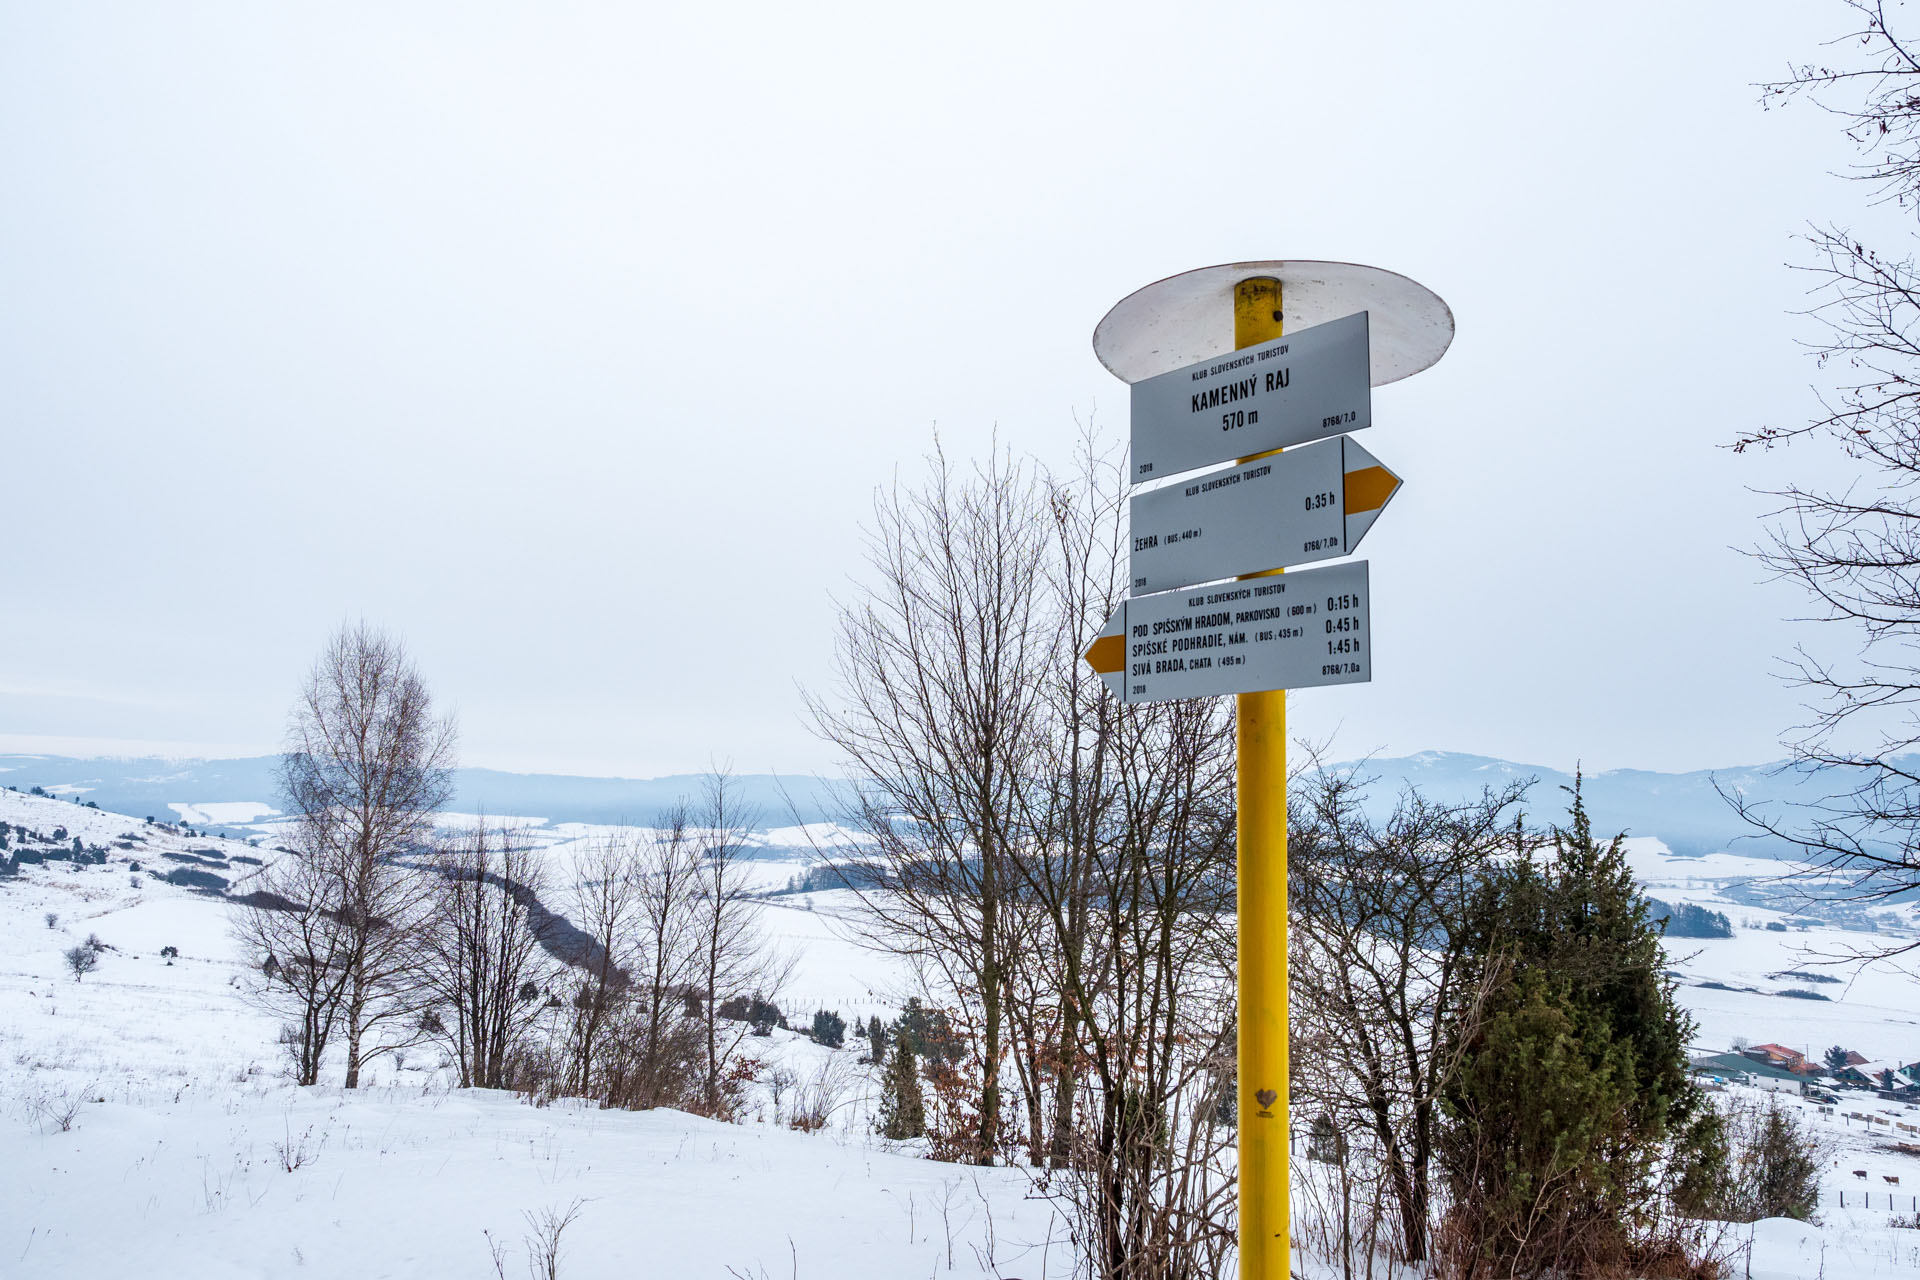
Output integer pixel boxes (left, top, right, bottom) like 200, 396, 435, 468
1834, 1060, 1920, 1095
1691, 1052, 1804, 1094
1740, 1043, 1810, 1074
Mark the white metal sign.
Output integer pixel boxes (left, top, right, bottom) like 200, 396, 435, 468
1086, 560, 1371, 704
1128, 436, 1400, 594
1129, 311, 1372, 484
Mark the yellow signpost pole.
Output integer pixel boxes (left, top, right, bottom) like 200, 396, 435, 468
1089, 257, 1452, 1279
1232, 276, 1289, 1280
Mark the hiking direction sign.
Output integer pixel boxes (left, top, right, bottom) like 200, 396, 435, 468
1082, 560, 1371, 705
1128, 435, 1401, 594
1128, 310, 1372, 484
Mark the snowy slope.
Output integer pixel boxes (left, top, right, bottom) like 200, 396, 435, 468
6, 787, 1920, 1278
0, 787, 1038, 1278
2, 1088, 1069, 1280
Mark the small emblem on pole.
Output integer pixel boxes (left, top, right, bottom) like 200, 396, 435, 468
1254, 1088, 1278, 1117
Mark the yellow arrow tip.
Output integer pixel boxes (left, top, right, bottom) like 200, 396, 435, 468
1084, 633, 1124, 674
1344, 465, 1400, 515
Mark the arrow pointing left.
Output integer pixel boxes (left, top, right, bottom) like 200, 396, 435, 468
1083, 560, 1372, 704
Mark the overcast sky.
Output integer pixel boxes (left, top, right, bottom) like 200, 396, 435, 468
0, 1, 1897, 778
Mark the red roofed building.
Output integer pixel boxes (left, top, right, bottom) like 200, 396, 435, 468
1741, 1044, 1810, 1073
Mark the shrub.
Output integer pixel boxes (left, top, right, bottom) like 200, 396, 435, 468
32, 1089, 84, 1132
1779, 987, 1831, 1001
161, 866, 229, 891
877, 1037, 925, 1139
718, 992, 786, 1030
889, 998, 963, 1066
1703, 1095, 1823, 1222
276, 1024, 310, 1078
809, 1008, 846, 1048
1779, 970, 1842, 985
1308, 1112, 1346, 1164
64, 945, 99, 981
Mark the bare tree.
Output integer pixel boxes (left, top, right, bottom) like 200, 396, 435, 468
812, 425, 1248, 1273
234, 847, 354, 1085
1014, 430, 1244, 1279
1731, 1, 1920, 939
1046, 698, 1240, 1280
1008, 425, 1129, 1174
690, 770, 785, 1118
280, 621, 455, 1087
419, 820, 551, 1089
805, 440, 1056, 1165
560, 831, 642, 1096
64, 944, 99, 981
614, 806, 705, 1110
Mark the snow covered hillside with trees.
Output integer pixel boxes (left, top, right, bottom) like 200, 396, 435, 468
4, 780, 1920, 1278
0, 783, 1068, 1278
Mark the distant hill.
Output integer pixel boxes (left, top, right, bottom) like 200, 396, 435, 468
0, 754, 845, 836
1321, 751, 1835, 858
0, 748, 1865, 857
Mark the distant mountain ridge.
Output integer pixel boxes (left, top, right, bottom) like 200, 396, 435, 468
0, 754, 844, 835
0, 749, 1854, 856
1325, 751, 1836, 858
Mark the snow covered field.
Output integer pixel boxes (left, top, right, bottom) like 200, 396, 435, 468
3, 1087, 1071, 1279
0, 787, 1066, 1278
5, 785, 1920, 1277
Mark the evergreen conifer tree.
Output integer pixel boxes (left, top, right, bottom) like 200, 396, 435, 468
1440, 776, 1724, 1272
877, 1037, 925, 1140
1739, 1099, 1820, 1222
810, 1008, 846, 1048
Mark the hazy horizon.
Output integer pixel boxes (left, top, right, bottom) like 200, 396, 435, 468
2, 2, 1891, 779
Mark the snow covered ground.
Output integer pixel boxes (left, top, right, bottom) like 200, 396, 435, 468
5, 786, 1920, 1277
0, 787, 1062, 1278
3, 1087, 1072, 1279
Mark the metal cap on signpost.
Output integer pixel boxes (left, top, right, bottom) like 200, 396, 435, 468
1093, 259, 1454, 386
1090, 259, 1453, 1280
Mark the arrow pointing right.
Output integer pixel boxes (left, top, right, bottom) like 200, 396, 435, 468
1340, 437, 1400, 553
1127, 435, 1402, 594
